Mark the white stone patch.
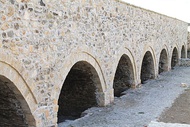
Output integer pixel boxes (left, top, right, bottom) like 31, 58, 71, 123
149, 121, 190, 127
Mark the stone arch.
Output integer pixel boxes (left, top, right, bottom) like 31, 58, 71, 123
140, 50, 155, 84
113, 49, 136, 97
0, 52, 38, 103
171, 47, 179, 69
56, 50, 107, 123
58, 61, 102, 123
55, 52, 106, 99
159, 48, 169, 74
0, 62, 37, 126
181, 45, 186, 58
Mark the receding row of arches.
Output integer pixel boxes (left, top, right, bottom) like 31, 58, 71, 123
57, 45, 186, 123
0, 46, 186, 126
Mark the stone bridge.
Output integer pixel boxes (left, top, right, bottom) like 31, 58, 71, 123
0, 0, 188, 126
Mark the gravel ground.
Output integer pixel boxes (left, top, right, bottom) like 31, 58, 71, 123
59, 66, 190, 127
159, 87, 190, 124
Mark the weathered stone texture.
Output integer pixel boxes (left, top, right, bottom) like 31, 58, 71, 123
188, 32, 190, 48
0, 0, 188, 126
187, 32, 190, 57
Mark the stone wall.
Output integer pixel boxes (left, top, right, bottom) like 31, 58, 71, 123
187, 32, 190, 57
188, 32, 190, 49
0, 0, 188, 126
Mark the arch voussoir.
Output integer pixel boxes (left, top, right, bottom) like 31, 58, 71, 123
0, 61, 37, 126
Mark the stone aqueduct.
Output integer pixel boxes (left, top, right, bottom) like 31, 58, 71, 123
0, 0, 189, 126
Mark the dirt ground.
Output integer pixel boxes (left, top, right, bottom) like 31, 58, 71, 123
159, 88, 190, 124
59, 67, 190, 127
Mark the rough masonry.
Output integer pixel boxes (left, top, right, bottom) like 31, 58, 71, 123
187, 32, 190, 57
0, 0, 188, 126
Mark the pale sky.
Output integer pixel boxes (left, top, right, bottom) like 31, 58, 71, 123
122, 0, 190, 23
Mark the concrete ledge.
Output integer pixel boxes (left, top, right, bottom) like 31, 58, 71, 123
149, 121, 190, 127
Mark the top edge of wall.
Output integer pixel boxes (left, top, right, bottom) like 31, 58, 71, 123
115, 0, 189, 24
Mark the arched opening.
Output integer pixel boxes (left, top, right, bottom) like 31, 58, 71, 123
140, 51, 155, 84
181, 45, 185, 58
171, 47, 179, 69
159, 49, 168, 74
58, 61, 101, 123
113, 55, 135, 97
0, 76, 29, 126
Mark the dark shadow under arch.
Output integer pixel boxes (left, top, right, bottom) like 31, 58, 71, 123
113, 55, 135, 97
171, 47, 179, 69
58, 61, 101, 123
140, 51, 155, 84
181, 45, 185, 58
159, 49, 168, 74
0, 76, 31, 127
